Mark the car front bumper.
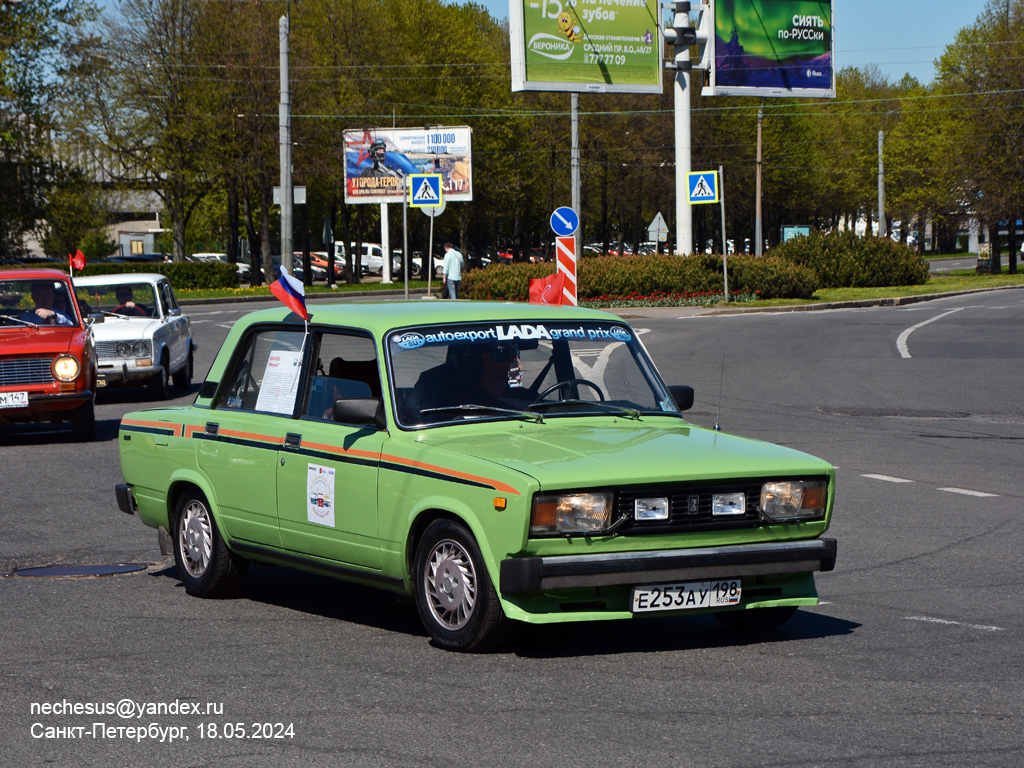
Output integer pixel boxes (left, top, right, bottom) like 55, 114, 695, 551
96, 360, 160, 385
500, 538, 837, 593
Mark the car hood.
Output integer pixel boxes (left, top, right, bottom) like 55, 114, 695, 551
0, 327, 78, 355
90, 317, 162, 342
417, 419, 832, 488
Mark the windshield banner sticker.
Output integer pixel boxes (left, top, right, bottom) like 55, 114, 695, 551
392, 324, 632, 349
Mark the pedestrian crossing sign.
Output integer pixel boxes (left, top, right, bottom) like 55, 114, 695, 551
687, 171, 719, 204
409, 174, 443, 207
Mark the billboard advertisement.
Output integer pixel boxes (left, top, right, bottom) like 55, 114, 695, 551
703, 0, 835, 99
509, 0, 663, 94
343, 127, 473, 205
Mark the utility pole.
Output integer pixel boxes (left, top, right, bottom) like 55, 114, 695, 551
279, 13, 293, 274
878, 131, 886, 238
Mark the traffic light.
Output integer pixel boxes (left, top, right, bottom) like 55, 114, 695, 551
663, 1, 712, 72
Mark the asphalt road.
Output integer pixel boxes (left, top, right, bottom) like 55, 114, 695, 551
2, 290, 1022, 767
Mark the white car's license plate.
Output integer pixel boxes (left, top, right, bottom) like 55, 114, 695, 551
631, 579, 742, 613
0, 391, 29, 409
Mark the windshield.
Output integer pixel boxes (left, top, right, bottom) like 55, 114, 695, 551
75, 282, 159, 318
0, 277, 81, 327
387, 320, 678, 427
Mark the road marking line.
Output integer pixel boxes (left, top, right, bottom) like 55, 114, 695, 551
896, 307, 964, 358
862, 473, 915, 483
938, 487, 1000, 498
904, 616, 1003, 632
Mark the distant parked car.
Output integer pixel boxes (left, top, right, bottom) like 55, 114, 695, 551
0, 268, 97, 440
75, 273, 194, 399
189, 252, 250, 279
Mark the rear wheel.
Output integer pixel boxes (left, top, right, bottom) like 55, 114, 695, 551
173, 490, 248, 598
413, 519, 508, 652
714, 606, 797, 631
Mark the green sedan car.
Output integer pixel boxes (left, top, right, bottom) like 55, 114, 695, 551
115, 301, 836, 651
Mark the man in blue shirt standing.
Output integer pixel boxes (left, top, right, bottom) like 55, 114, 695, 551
442, 242, 463, 300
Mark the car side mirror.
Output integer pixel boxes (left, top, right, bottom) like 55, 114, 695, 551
168, 308, 182, 317
87, 313, 104, 324
668, 385, 694, 411
333, 397, 386, 429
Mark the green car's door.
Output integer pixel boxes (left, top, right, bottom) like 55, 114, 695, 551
196, 326, 307, 548
274, 331, 385, 569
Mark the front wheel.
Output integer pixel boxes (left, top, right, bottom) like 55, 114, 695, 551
413, 519, 508, 652
172, 348, 193, 390
69, 400, 95, 442
149, 355, 171, 400
173, 491, 248, 598
714, 606, 797, 631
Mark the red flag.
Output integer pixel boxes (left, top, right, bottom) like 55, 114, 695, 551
70, 249, 86, 271
529, 272, 565, 305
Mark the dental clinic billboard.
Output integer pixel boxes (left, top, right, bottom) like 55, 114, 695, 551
704, 0, 835, 99
510, 0, 663, 94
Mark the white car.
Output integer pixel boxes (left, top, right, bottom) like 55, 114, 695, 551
75, 273, 194, 399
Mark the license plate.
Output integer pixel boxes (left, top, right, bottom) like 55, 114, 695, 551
0, 391, 29, 409
631, 579, 741, 613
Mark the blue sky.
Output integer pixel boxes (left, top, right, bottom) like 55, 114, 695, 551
471, 0, 984, 84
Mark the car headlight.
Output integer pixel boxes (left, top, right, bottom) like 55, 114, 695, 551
116, 341, 150, 357
760, 480, 828, 522
530, 492, 613, 536
52, 354, 81, 382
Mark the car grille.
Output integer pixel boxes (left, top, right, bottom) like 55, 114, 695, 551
94, 340, 151, 358
0, 357, 54, 386
618, 481, 765, 533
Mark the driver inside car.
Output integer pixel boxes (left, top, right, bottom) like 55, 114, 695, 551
114, 285, 148, 316
22, 281, 75, 326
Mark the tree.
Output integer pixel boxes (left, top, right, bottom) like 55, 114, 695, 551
78, 0, 217, 262
937, 0, 1024, 272
0, 0, 99, 258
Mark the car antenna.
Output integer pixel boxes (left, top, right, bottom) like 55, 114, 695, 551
714, 353, 724, 432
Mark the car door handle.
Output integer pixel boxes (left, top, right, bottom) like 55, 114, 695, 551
205, 422, 219, 437
284, 432, 302, 448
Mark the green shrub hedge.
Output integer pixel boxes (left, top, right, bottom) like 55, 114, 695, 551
77, 261, 239, 289
462, 254, 818, 302
772, 230, 929, 288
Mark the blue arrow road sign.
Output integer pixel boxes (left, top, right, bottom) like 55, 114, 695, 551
687, 171, 719, 204
550, 207, 579, 237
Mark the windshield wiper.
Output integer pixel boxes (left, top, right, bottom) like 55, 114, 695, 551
528, 399, 642, 420
0, 315, 39, 328
420, 404, 544, 423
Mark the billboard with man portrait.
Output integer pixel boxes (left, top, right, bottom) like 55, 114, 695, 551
343, 127, 473, 205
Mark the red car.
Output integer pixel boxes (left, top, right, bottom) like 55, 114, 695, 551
0, 269, 97, 440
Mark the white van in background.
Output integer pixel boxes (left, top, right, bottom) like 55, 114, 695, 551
334, 242, 389, 276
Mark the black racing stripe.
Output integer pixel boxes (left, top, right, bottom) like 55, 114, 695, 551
230, 541, 404, 589
121, 424, 174, 437
379, 460, 493, 489
189, 430, 494, 490
294, 447, 380, 470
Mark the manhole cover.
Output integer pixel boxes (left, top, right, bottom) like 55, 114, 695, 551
8, 563, 152, 578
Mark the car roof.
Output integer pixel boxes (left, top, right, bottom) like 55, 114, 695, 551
75, 273, 167, 286
238, 300, 618, 336
0, 268, 74, 282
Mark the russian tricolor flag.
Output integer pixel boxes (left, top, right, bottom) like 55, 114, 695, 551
270, 269, 309, 321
